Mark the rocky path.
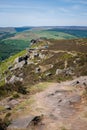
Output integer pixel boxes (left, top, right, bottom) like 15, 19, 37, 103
8, 76, 87, 130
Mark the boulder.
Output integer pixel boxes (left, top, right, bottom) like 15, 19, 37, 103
35, 67, 41, 73
5, 105, 11, 110
33, 52, 39, 58
19, 73, 23, 77
7, 115, 43, 130
7, 116, 34, 130
50, 64, 54, 68
14, 55, 29, 64
71, 77, 87, 87
55, 69, 63, 75
7, 75, 23, 84
64, 67, 74, 76
8, 99, 19, 108
39, 53, 45, 59
14, 61, 25, 70
27, 61, 34, 65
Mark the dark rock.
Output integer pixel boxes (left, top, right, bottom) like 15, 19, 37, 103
8, 66, 13, 70
30, 115, 43, 126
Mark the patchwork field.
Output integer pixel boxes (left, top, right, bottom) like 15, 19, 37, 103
1, 27, 87, 61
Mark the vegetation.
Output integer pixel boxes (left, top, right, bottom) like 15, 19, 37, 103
48, 28, 87, 38
0, 39, 30, 61
0, 113, 11, 130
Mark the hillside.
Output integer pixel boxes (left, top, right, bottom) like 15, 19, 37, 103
0, 29, 76, 61
0, 38, 87, 95
0, 38, 87, 130
0, 27, 87, 61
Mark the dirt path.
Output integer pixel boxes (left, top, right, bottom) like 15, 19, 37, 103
8, 77, 87, 130
30, 77, 87, 130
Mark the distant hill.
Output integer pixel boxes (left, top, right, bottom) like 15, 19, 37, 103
0, 26, 87, 61
0, 27, 32, 33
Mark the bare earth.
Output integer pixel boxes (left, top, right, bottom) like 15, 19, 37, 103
8, 76, 87, 130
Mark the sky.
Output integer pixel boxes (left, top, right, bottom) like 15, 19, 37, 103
0, 0, 87, 27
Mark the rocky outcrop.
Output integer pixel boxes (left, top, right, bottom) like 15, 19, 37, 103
14, 55, 29, 64
55, 67, 74, 76
5, 75, 23, 84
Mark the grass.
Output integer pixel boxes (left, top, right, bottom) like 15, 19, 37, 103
12, 97, 35, 116
0, 106, 5, 112
0, 50, 27, 86
10, 30, 77, 41
60, 126, 68, 130
0, 39, 30, 61
27, 82, 52, 94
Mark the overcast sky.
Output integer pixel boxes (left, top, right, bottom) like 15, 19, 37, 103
0, 0, 87, 27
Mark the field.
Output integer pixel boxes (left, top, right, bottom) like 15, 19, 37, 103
0, 27, 87, 62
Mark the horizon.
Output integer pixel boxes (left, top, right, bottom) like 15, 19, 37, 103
0, 0, 87, 27
0, 25, 87, 28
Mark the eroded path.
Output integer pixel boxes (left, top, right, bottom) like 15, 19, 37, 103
30, 76, 87, 130
8, 77, 87, 130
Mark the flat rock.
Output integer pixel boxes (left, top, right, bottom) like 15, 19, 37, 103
7, 116, 34, 130
69, 95, 81, 103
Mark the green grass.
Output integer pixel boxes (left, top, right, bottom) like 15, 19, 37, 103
0, 39, 30, 61
27, 82, 51, 94
33, 30, 77, 39
0, 50, 27, 86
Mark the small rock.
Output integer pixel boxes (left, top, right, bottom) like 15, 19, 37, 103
5, 105, 11, 110
55, 69, 63, 75
8, 75, 23, 84
29, 115, 43, 126
45, 72, 52, 77
35, 67, 41, 73
8, 99, 19, 107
